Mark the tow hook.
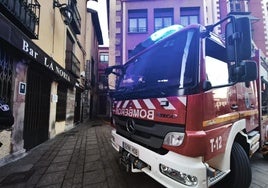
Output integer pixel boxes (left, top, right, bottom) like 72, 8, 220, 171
119, 149, 149, 172
119, 150, 131, 172
133, 158, 147, 170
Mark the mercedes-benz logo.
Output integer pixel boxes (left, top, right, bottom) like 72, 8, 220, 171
126, 118, 136, 134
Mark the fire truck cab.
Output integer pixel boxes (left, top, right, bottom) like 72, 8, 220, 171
106, 14, 267, 188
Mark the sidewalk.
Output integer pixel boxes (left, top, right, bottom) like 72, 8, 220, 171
0, 119, 162, 188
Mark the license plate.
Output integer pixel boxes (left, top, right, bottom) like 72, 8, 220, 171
123, 142, 139, 157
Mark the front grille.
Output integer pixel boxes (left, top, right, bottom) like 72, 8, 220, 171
114, 115, 185, 153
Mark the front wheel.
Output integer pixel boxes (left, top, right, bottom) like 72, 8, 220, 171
217, 142, 252, 188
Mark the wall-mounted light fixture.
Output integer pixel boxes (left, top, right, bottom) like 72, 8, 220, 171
53, 0, 73, 25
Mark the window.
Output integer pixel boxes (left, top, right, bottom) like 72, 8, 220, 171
205, 37, 229, 87
0, 43, 13, 104
69, 0, 81, 34
100, 53, 109, 63
56, 84, 67, 121
66, 32, 80, 78
128, 9, 147, 33
118, 28, 199, 98
180, 7, 200, 26
230, 2, 241, 12
154, 8, 174, 31
205, 57, 229, 86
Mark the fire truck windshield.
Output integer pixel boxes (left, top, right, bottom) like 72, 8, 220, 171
116, 27, 199, 98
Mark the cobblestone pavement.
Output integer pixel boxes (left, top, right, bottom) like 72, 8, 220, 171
0, 119, 267, 188
250, 152, 268, 188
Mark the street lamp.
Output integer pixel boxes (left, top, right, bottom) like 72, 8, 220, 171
53, 0, 73, 25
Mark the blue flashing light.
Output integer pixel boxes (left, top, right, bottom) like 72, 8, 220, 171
130, 24, 184, 58
150, 25, 184, 42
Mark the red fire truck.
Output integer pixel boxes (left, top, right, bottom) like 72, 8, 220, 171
106, 14, 268, 188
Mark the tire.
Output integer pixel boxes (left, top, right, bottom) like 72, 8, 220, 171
217, 142, 252, 188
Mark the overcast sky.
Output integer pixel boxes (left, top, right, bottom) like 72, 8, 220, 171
87, 0, 109, 46
98, 0, 109, 46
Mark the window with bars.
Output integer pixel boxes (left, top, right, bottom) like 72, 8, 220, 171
154, 8, 174, 31
180, 7, 200, 26
0, 43, 13, 105
128, 9, 147, 33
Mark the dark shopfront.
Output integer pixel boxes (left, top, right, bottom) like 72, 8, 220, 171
0, 13, 76, 152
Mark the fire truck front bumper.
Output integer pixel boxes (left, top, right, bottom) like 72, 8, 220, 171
111, 129, 208, 188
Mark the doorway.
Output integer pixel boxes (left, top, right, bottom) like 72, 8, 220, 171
23, 66, 51, 150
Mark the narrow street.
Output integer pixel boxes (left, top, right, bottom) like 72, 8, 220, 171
250, 152, 268, 187
0, 119, 267, 188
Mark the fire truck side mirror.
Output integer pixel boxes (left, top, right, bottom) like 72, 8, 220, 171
105, 65, 124, 77
105, 65, 124, 93
231, 61, 257, 83
226, 17, 252, 62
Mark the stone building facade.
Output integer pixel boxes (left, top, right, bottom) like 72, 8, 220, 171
0, 0, 103, 165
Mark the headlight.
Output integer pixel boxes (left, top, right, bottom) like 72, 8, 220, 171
163, 132, 185, 146
160, 164, 198, 186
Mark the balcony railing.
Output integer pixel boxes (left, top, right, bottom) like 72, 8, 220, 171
69, 0, 81, 34
65, 50, 80, 78
0, 0, 40, 39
